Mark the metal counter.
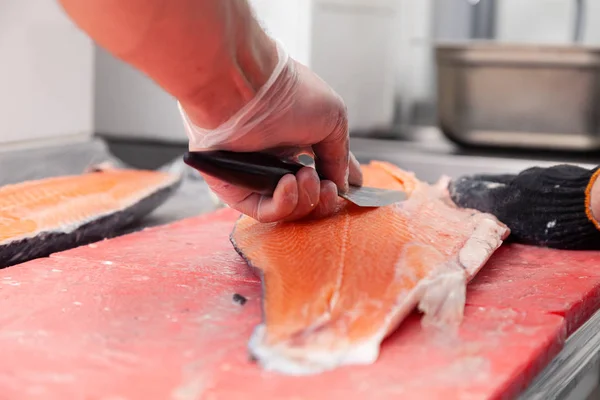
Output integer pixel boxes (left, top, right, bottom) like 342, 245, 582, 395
520, 309, 600, 400
3, 134, 600, 399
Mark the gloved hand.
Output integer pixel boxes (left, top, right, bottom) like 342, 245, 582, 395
179, 41, 362, 223
448, 164, 600, 250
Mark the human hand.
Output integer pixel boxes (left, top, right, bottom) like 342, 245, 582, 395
179, 42, 362, 223
448, 165, 600, 250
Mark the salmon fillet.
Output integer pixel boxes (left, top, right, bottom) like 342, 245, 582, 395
0, 166, 181, 268
231, 161, 510, 375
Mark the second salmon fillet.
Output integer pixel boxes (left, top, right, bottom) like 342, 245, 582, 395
231, 161, 510, 375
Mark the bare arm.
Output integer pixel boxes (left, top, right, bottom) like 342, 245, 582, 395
58, 0, 277, 129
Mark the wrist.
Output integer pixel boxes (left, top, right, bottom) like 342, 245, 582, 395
179, 18, 277, 129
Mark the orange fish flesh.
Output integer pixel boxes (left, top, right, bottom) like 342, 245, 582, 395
231, 161, 510, 375
0, 166, 181, 268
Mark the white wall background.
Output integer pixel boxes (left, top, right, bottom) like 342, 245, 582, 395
310, 0, 398, 131
584, 1, 600, 44
496, 0, 574, 44
94, 47, 186, 143
249, 0, 313, 66
496, 0, 600, 45
394, 0, 435, 126
0, 0, 94, 149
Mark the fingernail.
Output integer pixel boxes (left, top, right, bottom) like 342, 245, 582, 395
323, 181, 340, 214
280, 174, 297, 199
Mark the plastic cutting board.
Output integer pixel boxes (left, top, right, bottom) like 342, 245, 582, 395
2, 208, 600, 399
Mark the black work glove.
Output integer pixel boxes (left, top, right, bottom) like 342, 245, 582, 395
448, 164, 600, 250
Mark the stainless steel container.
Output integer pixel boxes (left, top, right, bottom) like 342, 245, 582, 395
435, 42, 600, 150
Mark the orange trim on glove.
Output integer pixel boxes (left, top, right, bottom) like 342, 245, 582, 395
585, 168, 600, 230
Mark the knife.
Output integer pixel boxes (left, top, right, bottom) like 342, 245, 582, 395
183, 150, 406, 207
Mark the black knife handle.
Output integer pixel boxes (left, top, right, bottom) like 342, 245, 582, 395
183, 150, 318, 196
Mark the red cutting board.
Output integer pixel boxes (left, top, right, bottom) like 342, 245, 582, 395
2, 207, 600, 399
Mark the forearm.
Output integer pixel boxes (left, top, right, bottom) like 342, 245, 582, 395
58, 0, 277, 128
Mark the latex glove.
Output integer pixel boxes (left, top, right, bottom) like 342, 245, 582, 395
179, 41, 362, 223
448, 164, 600, 250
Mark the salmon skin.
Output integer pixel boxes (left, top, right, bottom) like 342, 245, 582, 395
0, 165, 181, 268
230, 161, 510, 375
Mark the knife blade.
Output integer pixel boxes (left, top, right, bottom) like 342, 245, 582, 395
183, 150, 406, 207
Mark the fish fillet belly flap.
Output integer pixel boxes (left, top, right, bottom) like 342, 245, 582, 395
230, 161, 510, 375
0, 167, 181, 268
